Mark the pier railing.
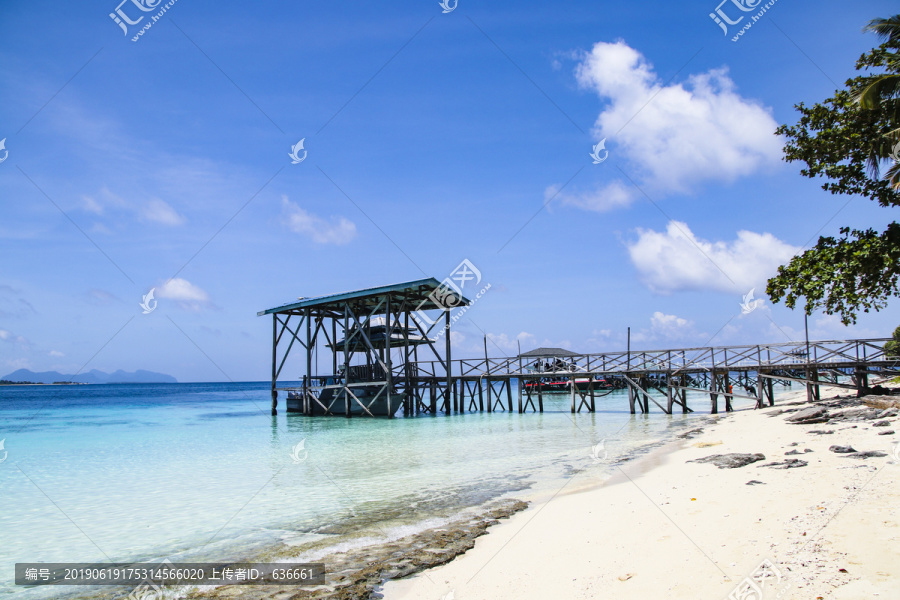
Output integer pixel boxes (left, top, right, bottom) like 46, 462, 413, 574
398, 338, 897, 380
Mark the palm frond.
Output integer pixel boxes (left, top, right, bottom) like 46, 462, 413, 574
863, 15, 900, 42
857, 75, 900, 109
886, 159, 900, 189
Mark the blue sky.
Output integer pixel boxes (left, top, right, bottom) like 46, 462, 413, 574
1, 0, 898, 382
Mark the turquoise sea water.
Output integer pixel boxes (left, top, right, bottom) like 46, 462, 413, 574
0, 382, 764, 598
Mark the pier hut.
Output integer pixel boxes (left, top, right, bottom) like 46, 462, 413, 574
258, 278, 470, 417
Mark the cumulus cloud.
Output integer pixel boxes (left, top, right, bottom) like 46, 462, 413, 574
157, 278, 213, 310
627, 220, 799, 294
546, 180, 637, 213
0, 329, 28, 344
281, 197, 356, 245
548, 41, 782, 214
486, 331, 537, 353
590, 312, 705, 347
49, 350, 65, 357
81, 195, 104, 215
141, 198, 185, 226
575, 40, 782, 194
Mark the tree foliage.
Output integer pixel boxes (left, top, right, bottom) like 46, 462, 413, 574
767, 16, 900, 325
884, 324, 900, 357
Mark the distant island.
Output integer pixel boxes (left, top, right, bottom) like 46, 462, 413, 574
0, 369, 178, 385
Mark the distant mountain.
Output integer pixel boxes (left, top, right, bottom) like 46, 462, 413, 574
1, 368, 177, 384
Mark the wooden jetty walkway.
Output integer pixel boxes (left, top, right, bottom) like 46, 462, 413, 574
259, 278, 899, 417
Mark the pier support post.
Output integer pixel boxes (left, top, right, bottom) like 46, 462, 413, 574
710, 371, 718, 414
855, 368, 869, 397
445, 311, 452, 416
518, 378, 523, 413
756, 371, 765, 409
724, 371, 733, 412
271, 314, 278, 416
570, 377, 576, 414
506, 379, 513, 412
628, 378, 636, 414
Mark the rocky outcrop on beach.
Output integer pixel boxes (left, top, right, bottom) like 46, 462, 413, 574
688, 453, 765, 468
185, 498, 528, 600
782, 396, 900, 428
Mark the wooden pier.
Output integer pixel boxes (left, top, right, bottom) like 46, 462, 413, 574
260, 279, 899, 417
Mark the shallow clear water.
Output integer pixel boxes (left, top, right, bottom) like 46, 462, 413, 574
0, 382, 767, 598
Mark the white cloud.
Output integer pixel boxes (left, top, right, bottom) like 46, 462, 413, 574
282, 197, 356, 245
486, 331, 537, 353
0, 329, 27, 344
157, 278, 212, 310
627, 220, 799, 294
628, 311, 706, 346
141, 198, 185, 226
546, 179, 636, 213
575, 40, 782, 194
549, 41, 782, 214
651, 311, 689, 333
81, 195, 104, 215
49, 350, 64, 357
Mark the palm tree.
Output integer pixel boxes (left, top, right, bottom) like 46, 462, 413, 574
857, 16, 900, 188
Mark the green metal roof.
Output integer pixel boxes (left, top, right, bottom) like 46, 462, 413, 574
519, 347, 580, 358
257, 278, 473, 316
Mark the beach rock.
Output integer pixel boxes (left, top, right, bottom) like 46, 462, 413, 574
678, 428, 704, 439
877, 408, 899, 418
689, 453, 766, 469
199, 498, 530, 600
804, 448, 814, 453
785, 450, 802, 455
877, 430, 895, 435
785, 406, 829, 424
829, 407, 880, 422
808, 430, 835, 435
873, 420, 891, 427
829, 445, 856, 454
843, 451, 888, 459
746, 480, 766, 485
862, 396, 900, 410
759, 459, 808, 469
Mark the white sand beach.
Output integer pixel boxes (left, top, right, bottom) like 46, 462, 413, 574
382, 386, 900, 600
